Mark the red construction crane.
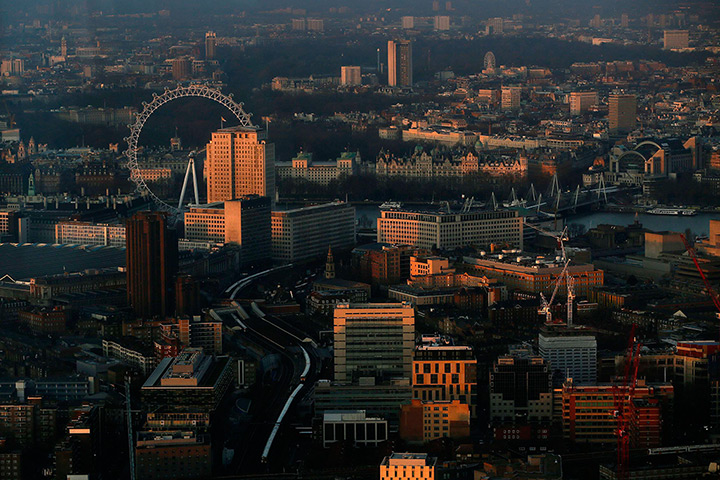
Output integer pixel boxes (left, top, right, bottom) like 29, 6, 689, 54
680, 234, 720, 337
612, 324, 641, 480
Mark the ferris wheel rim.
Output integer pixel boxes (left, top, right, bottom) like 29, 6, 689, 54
124, 84, 254, 214
484, 51, 496, 70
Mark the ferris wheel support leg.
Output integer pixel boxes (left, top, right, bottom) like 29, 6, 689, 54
191, 157, 200, 206
178, 158, 194, 210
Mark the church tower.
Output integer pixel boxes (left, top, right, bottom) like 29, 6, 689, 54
325, 246, 335, 279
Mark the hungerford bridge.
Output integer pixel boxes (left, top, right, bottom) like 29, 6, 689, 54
485, 174, 629, 217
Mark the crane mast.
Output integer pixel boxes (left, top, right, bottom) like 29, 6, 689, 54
613, 324, 641, 480
566, 271, 575, 327
526, 221, 574, 325
680, 234, 720, 339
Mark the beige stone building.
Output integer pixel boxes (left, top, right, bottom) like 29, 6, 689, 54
205, 126, 275, 203
380, 453, 436, 480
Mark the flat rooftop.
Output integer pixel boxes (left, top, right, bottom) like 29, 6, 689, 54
142, 351, 229, 390
215, 125, 261, 133
0, 244, 126, 280
271, 201, 351, 214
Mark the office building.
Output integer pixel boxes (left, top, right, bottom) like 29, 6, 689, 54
126, 212, 178, 319
380, 453, 437, 480
321, 410, 388, 448
205, 31, 216, 59
489, 350, 552, 425
434, 16, 450, 31
205, 126, 275, 203
663, 30, 689, 49
0, 404, 36, 448
412, 335, 477, 416
388, 39, 413, 87
462, 254, 603, 297
55, 221, 126, 247
183, 202, 226, 244
0, 58, 24, 77
271, 202, 355, 263
401, 16, 414, 29
400, 399, 470, 442
501, 86, 521, 111
539, 328, 597, 385
307, 19, 324, 31
333, 303, 415, 383
314, 379, 412, 425
486, 17, 504, 34
0, 210, 19, 241
224, 195, 272, 264
558, 379, 673, 446
340, 66, 362, 86
377, 207, 522, 251
135, 431, 211, 480
171, 57, 192, 80
141, 349, 233, 412
0, 379, 90, 403
608, 94, 637, 132
570, 91, 599, 115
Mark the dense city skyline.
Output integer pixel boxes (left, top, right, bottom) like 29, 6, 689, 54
1, 1, 720, 479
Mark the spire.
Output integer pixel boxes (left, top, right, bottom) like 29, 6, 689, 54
28, 172, 35, 196
325, 246, 336, 279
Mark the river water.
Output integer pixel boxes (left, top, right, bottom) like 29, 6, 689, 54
354, 205, 720, 237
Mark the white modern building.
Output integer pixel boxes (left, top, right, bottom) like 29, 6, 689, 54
271, 201, 356, 263
538, 329, 597, 385
377, 208, 522, 251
